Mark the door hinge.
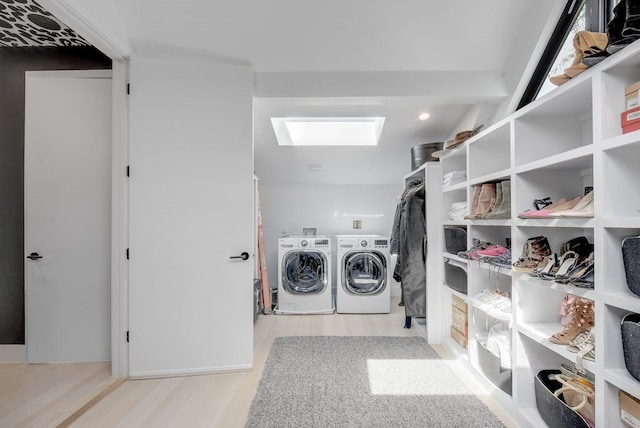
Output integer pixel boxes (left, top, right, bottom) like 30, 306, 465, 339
126, 331, 129, 343
126, 165, 130, 177
126, 248, 129, 260
126, 83, 130, 95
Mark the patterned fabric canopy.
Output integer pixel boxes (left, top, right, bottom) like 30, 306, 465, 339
0, 0, 88, 47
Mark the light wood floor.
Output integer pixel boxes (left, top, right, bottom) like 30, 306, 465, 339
0, 298, 517, 427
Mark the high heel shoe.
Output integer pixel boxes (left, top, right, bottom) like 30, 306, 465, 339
551, 190, 594, 218
532, 253, 558, 277
539, 251, 580, 280
518, 198, 566, 218
519, 197, 581, 219
557, 252, 595, 288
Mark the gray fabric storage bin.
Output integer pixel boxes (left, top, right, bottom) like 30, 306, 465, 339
622, 312, 640, 381
444, 226, 467, 255
444, 260, 467, 294
477, 340, 512, 395
623, 235, 640, 297
534, 370, 590, 428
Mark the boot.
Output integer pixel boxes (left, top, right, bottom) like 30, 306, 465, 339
550, 31, 608, 85
464, 185, 482, 219
484, 180, 511, 219
479, 182, 502, 219
512, 236, 552, 273
550, 298, 594, 345
467, 183, 497, 219
607, 0, 640, 54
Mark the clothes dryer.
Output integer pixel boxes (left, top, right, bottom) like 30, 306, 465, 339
335, 235, 391, 313
276, 235, 334, 314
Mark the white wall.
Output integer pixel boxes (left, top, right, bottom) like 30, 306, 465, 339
260, 183, 404, 297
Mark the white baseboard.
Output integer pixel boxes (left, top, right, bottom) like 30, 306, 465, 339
130, 363, 253, 380
0, 345, 26, 362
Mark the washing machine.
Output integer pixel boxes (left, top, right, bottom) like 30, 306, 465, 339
335, 235, 391, 314
276, 235, 334, 314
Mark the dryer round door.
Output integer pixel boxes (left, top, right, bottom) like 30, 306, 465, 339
343, 251, 386, 295
282, 250, 328, 295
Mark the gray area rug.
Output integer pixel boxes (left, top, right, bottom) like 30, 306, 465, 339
245, 336, 505, 427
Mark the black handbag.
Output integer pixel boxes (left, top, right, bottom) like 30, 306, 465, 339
623, 235, 640, 297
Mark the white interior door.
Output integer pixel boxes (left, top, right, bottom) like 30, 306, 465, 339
128, 56, 254, 377
24, 70, 112, 363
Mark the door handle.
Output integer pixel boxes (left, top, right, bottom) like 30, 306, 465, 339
27, 252, 43, 261
230, 252, 250, 261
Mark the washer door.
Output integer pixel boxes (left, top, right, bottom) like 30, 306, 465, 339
343, 251, 386, 295
282, 250, 327, 295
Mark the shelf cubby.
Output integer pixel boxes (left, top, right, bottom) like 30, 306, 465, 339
512, 225, 594, 263
515, 332, 590, 418
603, 304, 637, 377
467, 122, 510, 180
442, 187, 466, 221
602, 227, 640, 307
440, 144, 467, 177
600, 41, 640, 140
514, 78, 592, 166
467, 224, 511, 250
602, 142, 640, 217
514, 161, 593, 219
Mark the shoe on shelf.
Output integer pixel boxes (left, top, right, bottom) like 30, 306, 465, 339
484, 180, 511, 219
549, 298, 594, 345
550, 190, 594, 218
538, 250, 580, 280
519, 197, 582, 219
512, 236, 552, 273
556, 252, 595, 289
531, 253, 558, 277
464, 185, 482, 220
559, 236, 592, 260
457, 238, 492, 259
476, 244, 509, 259
486, 248, 512, 269
479, 182, 503, 219
533, 197, 553, 211
518, 198, 566, 218
466, 183, 497, 219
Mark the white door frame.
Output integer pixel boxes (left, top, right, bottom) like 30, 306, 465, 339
36, 0, 131, 377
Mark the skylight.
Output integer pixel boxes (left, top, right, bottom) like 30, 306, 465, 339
271, 117, 385, 146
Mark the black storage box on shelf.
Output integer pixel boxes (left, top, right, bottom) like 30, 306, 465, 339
410, 142, 443, 170
444, 259, 467, 294
534, 369, 590, 428
444, 226, 467, 255
623, 235, 640, 297
622, 312, 640, 381
477, 340, 512, 395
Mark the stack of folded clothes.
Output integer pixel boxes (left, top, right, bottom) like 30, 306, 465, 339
448, 201, 467, 221
442, 171, 467, 187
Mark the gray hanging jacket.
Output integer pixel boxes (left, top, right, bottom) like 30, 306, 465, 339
393, 180, 426, 318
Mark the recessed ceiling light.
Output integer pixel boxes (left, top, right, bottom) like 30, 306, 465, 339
308, 163, 324, 172
418, 112, 431, 121
271, 117, 385, 146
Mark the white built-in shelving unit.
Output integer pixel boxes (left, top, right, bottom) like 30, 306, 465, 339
434, 38, 640, 427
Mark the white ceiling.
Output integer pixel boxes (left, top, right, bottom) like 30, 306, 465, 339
42, 0, 561, 185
